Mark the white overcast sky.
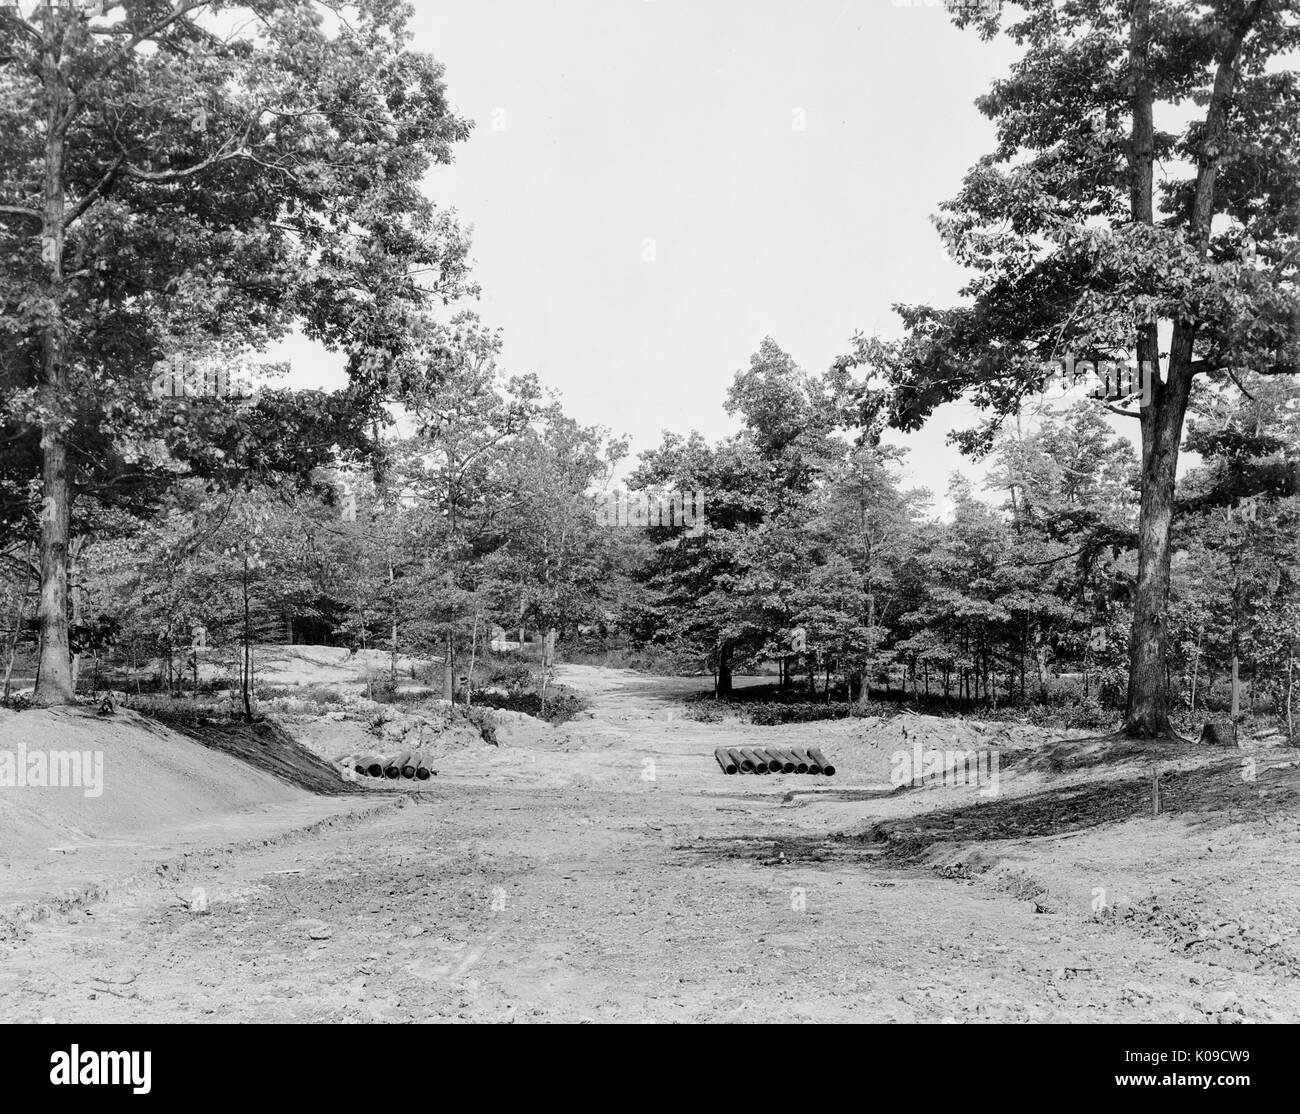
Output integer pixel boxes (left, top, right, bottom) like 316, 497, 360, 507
275, 1, 1137, 506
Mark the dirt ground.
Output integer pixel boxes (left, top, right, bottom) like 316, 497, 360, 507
1, 665, 1297, 1023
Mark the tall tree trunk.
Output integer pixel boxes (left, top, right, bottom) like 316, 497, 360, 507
443, 628, 454, 701
1035, 629, 1049, 703
858, 589, 876, 707
1019, 622, 1026, 704
1230, 652, 1241, 743
1122, 0, 1258, 740
388, 557, 398, 683
1189, 626, 1203, 715
1123, 399, 1185, 737
33, 33, 73, 706
69, 539, 83, 691
241, 553, 254, 722
1229, 558, 1243, 741
1123, 0, 1172, 737
716, 642, 732, 696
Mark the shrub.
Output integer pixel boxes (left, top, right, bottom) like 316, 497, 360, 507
460, 705, 498, 746
260, 684, 347, 706
123, 693, 227, 727
470, 688, 587, 725
1059, 698, 1121, 731
681, 702, 727, 723
746, 702, 859, 725
482, 660, 537, 693
681, 698, 866, 725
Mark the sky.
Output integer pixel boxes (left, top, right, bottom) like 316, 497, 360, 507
275, 1, 1073, 505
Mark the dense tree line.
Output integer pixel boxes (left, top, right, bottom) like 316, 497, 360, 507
2, 2, 1297, 744
631, 339, 1299, 732
2, 329, 1295, 734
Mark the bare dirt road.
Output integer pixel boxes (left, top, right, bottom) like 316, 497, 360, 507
2, 666, 1296, 1023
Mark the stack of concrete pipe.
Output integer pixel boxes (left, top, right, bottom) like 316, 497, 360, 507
714, 746, 835, 776
341, 752, 438, 782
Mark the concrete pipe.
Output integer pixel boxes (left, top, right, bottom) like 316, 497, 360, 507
780, 747, 810, 774
764, 748, 796, 774
808, 747, 836, 776
797, 749, 822, 775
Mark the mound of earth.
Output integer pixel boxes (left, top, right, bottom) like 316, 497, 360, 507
162, 717, 365, 796
721, 713, 1092, 786
367, 706, 483, 753
0, 707, 315, 866
277, 699, 555, 771
861, 755, 1300, 862
287, 715, 382, 765
490, 709, 556, 748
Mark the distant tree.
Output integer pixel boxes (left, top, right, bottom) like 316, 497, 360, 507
398, 315, 542, 697
631, 431, 769, 694
633, 340, 838, 693
987, 404, 1139, 700
488, 410, 627, 661
813, 442, 923, 702
1174, 373, 1300, 731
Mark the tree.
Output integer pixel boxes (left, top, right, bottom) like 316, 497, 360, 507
398, 315, 542, 697
488, 409, 626, 658
848, 0, 1300, 737
632, 340, 838, 693
0, 1, 475, 705
813, 442, 922, 702
987, 404, 1139, 700
631, 431, 768, 693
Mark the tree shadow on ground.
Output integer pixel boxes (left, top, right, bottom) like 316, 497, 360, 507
679, 756, 1299, 866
